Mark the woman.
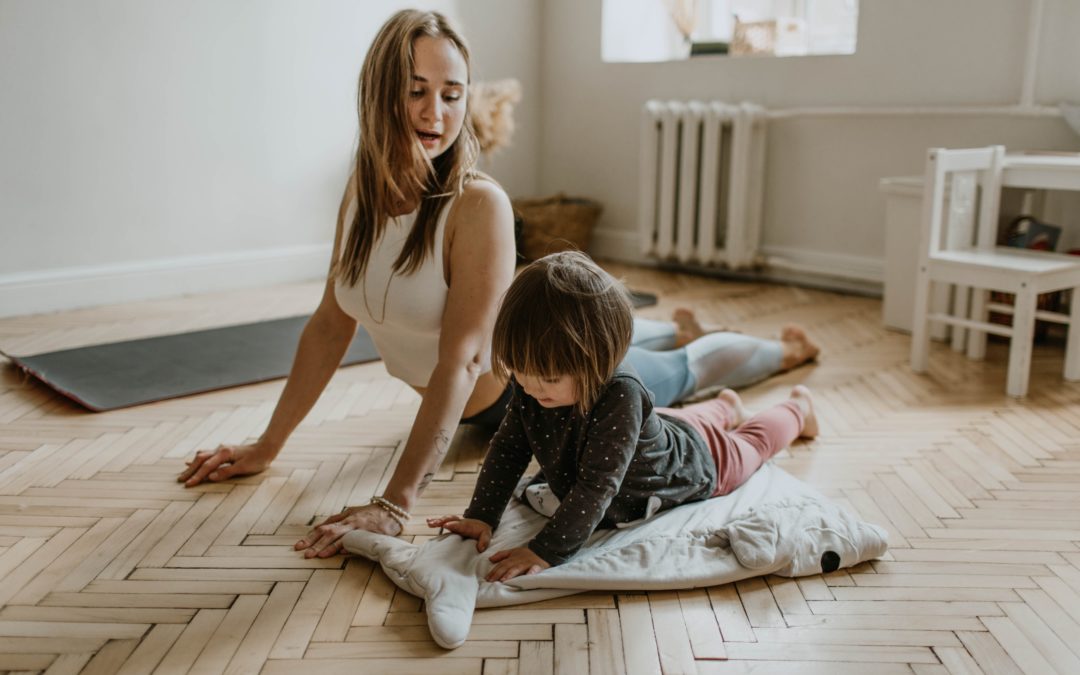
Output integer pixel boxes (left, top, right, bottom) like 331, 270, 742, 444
179, 9, 818, 558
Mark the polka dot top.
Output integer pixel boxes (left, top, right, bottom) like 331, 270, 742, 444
463, 365, 716, 566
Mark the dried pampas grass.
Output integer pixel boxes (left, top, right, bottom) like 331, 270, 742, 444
469, 79, 522, 156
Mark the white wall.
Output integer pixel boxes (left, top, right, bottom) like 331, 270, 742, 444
539, 0, 1080, 287
455, 1, 542, 194
7, 0, 1080, 319
0, 0, 540, 317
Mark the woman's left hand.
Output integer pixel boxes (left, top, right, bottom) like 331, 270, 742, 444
294, 504, 401, 558
486, 546, 550, 582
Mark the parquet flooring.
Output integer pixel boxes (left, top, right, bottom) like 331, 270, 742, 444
0, 264, 1078, 674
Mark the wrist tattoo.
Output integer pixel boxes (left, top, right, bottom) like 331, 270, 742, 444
418, 471, 435, 492
434, 428, 451, 458
418, 428, 451, 494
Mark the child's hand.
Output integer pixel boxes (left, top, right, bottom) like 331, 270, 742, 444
426, 515, 492, 552
486, 547, 550, 582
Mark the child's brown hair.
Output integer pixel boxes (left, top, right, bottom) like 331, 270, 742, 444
492, 251, 634, 412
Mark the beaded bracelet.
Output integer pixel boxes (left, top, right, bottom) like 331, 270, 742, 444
370, 495, 410, 528
371, 495, 410, 519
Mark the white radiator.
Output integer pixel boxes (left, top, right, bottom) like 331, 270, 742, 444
638, 100, 768, 269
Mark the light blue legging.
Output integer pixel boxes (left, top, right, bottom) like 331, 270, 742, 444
627, 318, 784, 407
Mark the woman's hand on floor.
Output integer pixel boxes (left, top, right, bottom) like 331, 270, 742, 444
178, 441, 276, 487
427, 515, 492, 553
295, 504, 402, 558
486, 546, 550, 582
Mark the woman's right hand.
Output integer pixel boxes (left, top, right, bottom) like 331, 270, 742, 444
427, 515, 492, 552
178, 440, 278, 487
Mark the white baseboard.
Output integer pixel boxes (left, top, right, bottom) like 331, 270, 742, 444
590, 228, 884, 295
589, 227, 649, 264
6, 236, 883, 319
759, 245, 883, 284
0, 244, 332, 319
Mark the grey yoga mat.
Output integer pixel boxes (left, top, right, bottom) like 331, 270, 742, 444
2, 316, 380, 412
2, 290, 658, 413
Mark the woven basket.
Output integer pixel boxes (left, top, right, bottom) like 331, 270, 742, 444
512, 193, 603, 261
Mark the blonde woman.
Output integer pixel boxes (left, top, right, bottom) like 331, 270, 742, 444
179, 9, 818, 558
181, 9, 514, 554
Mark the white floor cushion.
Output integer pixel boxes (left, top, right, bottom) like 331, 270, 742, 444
343, 463, 888, 649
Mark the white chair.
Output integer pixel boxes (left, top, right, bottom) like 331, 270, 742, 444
909, 146, 1080, 397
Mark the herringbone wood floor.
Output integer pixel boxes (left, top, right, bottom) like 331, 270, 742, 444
1, 264, 1079, 674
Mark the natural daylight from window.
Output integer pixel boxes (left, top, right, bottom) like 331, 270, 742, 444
602, 0, 859, 63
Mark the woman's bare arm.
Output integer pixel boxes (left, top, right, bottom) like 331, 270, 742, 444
180, 176, 359, 486
385, 180, 515, 503
295, 179, 516, 556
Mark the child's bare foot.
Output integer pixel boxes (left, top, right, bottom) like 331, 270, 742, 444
672, 307, 734, 347
718, 388, 749, 429
789, 385, 819, 439
780, 324, 820, 371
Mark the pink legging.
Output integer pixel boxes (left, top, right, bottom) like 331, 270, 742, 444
659, 398, 804, 496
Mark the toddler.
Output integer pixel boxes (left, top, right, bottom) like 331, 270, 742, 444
428, 251, 817, 581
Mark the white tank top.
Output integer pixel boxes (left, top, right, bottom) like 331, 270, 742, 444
334, 197, 458, 387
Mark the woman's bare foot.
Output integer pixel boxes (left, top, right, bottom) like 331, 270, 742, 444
780, 324, 820, 371
717, 388, 749, 429
789, 385, 819, 439
672, 307, 734, 347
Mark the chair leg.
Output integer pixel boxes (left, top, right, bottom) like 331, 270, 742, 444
910, 268, 933, 373
1006, 287, 1037, 398
1065, 288, 1080, 381
933, 280, 950, 341
930, 283, 951, 342
967, 288, 989, 360
951, 284, 969, 352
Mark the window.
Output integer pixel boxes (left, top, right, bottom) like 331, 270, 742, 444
602, 0, 859, 63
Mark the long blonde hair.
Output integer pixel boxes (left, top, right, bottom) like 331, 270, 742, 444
492, 252, 635, 414
336, 9, 481, 285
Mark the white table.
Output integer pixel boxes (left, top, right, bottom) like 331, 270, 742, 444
880, 152, 1080, 333
1003, 153, 1080, 191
